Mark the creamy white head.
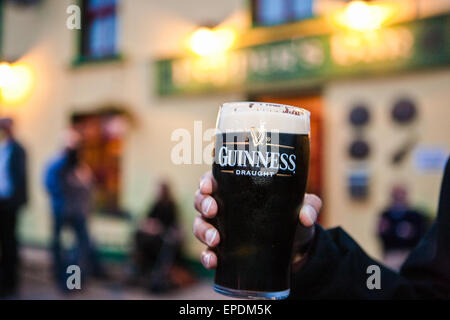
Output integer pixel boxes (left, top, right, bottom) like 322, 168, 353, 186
217, 102, 310, 135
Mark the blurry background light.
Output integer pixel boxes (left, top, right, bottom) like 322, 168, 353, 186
0, 62, 14, 88
188, 27, 237, 57
0, 62, 35, 105
333, 1, 395, 32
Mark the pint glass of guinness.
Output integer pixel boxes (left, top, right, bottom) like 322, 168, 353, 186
212, 102, 310, 300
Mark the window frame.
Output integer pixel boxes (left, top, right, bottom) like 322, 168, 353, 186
73, 0, 122, 66
250, 0, 315, 28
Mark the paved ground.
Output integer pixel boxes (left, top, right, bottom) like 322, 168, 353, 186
6, 247, 233, 300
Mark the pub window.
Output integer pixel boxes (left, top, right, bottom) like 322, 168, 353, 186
79, 0, 119, 60
252, 0, 315, 27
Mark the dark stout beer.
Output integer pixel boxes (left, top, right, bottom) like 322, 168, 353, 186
212, 102, 310, 299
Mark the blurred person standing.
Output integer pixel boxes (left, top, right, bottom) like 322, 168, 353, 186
377, 186, 428, 271
0, 118, 27, 297
43, 128, 103, 291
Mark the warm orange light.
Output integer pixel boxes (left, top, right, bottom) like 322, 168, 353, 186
188, 27, 236, 57
0, 62, 35, 105
333, 1, 394, 32
0, 63, 14, 88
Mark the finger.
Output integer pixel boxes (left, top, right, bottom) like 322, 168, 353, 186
194, 189, 203, 212
299, 194, 322, 227
199, 171, 217, 195
201, 249, 218, 269
194, 190, 218, 218
304, 193, 322, 213
193, 216, 220, 247
299, 204, 317, 227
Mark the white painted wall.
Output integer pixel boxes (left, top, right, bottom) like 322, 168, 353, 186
323, 69, 450, 258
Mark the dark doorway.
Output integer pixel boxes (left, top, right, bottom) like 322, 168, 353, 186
71, 108, 128, 217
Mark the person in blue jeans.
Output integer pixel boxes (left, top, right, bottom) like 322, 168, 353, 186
44, 128, 103, 290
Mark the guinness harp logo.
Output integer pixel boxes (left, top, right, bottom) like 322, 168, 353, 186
250, 126, 266, 146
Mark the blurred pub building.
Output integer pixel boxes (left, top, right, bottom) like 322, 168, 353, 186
0, 0, 449, 264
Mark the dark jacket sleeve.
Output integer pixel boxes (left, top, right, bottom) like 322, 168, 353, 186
290, 157, 450, 300
399, 156, 450, 298
290, 225, 417, 299
43, 152, 69, 214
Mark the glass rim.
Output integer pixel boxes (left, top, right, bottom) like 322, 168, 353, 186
221, 101, 310, 117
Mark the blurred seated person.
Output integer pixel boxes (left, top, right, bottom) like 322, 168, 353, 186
377, 185, 428, 271
134, 181, 192, 292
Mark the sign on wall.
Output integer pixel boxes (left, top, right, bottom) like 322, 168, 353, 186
155, 14, 450, 96
414, 147, 449, 173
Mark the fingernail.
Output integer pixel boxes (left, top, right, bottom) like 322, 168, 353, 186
205, 228, 217, 246
202, 253, 211, 267
303, 204, 316, 225
202, 197, 213, 215
199, 179, 205, 190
